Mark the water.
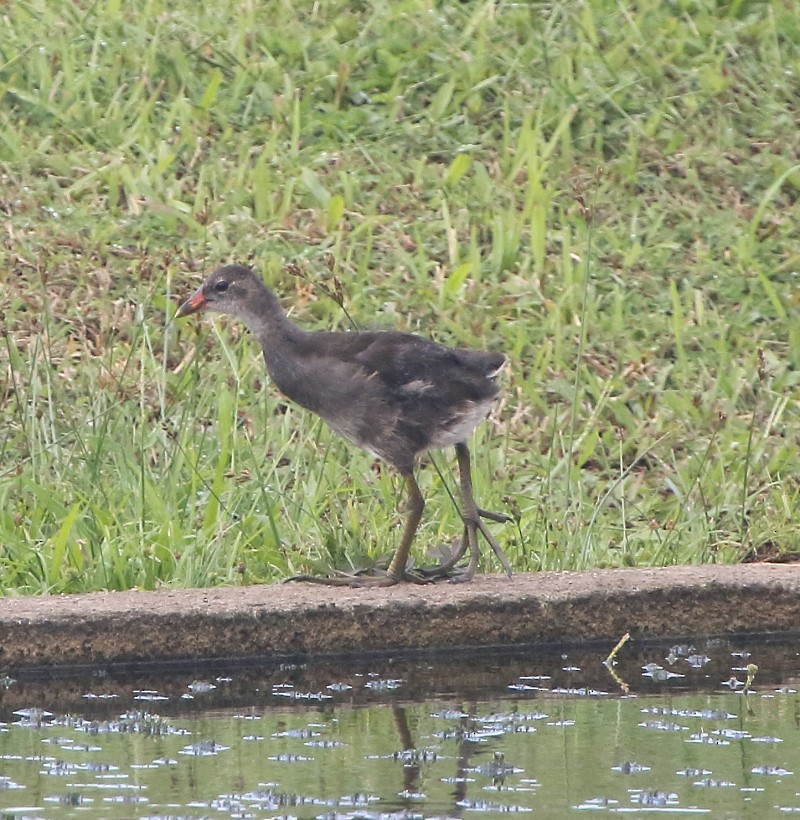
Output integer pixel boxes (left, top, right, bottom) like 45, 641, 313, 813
0, 637, 796, 818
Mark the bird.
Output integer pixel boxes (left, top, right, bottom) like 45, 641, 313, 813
176, 264, 512, 586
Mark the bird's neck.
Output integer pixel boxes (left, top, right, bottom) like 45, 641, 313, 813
235, 284, 303, 346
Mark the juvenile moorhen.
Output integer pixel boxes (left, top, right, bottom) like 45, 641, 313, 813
176, 264, 511, 585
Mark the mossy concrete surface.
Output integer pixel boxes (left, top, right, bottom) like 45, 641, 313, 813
0, 565, 797, 671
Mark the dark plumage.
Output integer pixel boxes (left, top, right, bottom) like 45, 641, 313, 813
177, 264, 511, 585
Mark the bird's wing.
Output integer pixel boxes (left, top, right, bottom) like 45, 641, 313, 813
351, 333, 505, 399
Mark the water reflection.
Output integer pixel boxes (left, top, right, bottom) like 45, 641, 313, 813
0, 637, 795, 817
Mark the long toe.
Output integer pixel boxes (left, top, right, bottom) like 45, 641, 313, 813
476, 519, 514, 578
410, 565, 474, 584
408, 559, 471, 583
285, 571, 402, 588
478, 507, 514, 524
421, 531, 469, 576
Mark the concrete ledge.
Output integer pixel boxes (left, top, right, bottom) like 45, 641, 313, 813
0, 564, 797, 670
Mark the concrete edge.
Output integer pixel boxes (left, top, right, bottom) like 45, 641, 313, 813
0, 564, 797, 669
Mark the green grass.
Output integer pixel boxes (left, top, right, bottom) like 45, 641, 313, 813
1, 0, 799, 593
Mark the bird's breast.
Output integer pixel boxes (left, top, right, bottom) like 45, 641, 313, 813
425, 398, 496, 449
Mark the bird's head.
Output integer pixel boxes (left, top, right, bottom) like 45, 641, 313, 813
175, 264, 261, 319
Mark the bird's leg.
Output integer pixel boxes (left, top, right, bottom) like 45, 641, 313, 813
413, 442, 512, 581
386, 472, 426, 579
286, 473, 427, 587
455, 441, 513, 579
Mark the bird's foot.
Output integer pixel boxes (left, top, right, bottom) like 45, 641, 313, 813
407, 563, 475, 584
414, 512, 513, 583
405, 553, 474, 583
285, 566, 431, 587
285, 501, 514, 587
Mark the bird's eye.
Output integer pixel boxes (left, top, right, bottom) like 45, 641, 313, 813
214, 281, 229, 293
